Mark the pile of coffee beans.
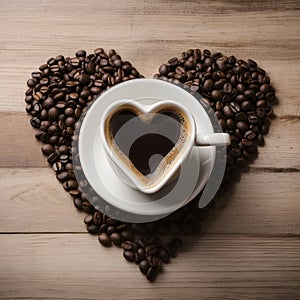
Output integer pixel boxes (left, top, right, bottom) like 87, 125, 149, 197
25, 48, 276, 282
154, 49, 276, 185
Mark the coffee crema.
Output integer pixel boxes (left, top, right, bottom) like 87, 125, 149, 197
104, 104, 191, 188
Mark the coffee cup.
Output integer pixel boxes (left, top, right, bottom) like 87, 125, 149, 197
100, 98, 230, 194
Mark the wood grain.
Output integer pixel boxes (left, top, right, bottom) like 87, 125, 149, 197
0, 234, 299, 299
0, 1, 299, 115
0, 0, 299, 298
1, 168, 299, 235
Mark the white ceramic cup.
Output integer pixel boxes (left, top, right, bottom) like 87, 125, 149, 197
100, 98, 230, 194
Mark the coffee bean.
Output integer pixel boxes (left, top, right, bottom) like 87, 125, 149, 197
223, 82, 232, 94
146, 266, 159, 282
58, 145, 69, 155
121, 241, 138, 251
120, 230, 133, 241
47, 152, 59, 164
27, 78, 37, 88
98, 233, 112, 247
261, 124, 269, 134
35, 131, 49, 143
165, 242, 177, 258
229, 102, 240, 113
236, 121, 248, 132
236, 94, 247, 103
202, 79, 213, 92
76, 50, 86, 57
235, 112, 247, 122
257, 133, 265, 145
107, 225, 117, 235
87, 224, 100, 234
139, 260, 150, 275
48, 107, 59, 120
56, 171, 68, 182
110, 232, 122, 246
73, 198, 82, 210
78, 74, 90, 85
159, 248, 170, 263
135, 248, 145, 263
260, 83, 273, 94
145, 244, 158, 256
211, 90, 222, 100
30, 117, 40, 128
93, 211, 102, 225
223, 106, 234, 117
84, 214, 94, 225
41, 144, 54, 156
241, 101, 255, 112
123, 250, 135, 262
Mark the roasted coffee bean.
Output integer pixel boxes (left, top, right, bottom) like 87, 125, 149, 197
211, 90, 222, 100
257, 133, 265, 145
223, 82, 232, 94
84, 214, 94, 225
148, 255, 161, 268
123, 250, 135, 262
107, 225, 117, 235
260, 83, 273, 94
145, 244, 158, 256
139, 260, 150, 275
165, 242, 177, 258
98, 233, 112, 247
229, 102, 240, 113
41, 144, 54, 156
52, 161, 63, 173
56, 171, 68, 182
82, 200, 94, 214
202, 79, 214, 92
87, 224, 100, 234
100, 224, 108, 233
93, 211, 102, 225
242, 138, 253, 147
244, 130, 256, 140
121, 241, 138, 251
146, 266, 159, 282
35, 131, 49, 143
110, 232, 122, 246
47, 152, 59, 164
135, 248, 145, 263
241, 101, 255, 112
223, 106, 234, 117
30, 117, 41, 128
73, 198, 82, 210
236, 121, 248, 132
76, 49, 86, 57
159, 248, 170, 263
120, 230, 133, 241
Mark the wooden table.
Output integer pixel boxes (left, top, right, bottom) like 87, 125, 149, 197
0, 0, 299, 299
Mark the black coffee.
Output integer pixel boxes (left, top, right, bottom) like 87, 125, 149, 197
109, 109, 182, 176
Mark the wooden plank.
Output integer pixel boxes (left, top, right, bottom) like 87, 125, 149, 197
0, 234, 299, 299
1, 168, 299, 234
0, 112, 299, 169
0, 167, 85, 233
0, 1, 299, 114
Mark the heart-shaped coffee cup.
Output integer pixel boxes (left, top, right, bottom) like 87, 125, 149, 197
100, 84, 230, 195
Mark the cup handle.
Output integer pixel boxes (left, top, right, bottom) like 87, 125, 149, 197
195, 133, 230, 146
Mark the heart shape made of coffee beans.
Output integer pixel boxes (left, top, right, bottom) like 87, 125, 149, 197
25, 48, 276, 282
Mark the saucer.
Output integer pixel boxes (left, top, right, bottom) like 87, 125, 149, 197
78, 79, 215, 217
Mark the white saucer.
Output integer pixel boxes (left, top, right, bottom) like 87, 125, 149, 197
79, 79, 216, 217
